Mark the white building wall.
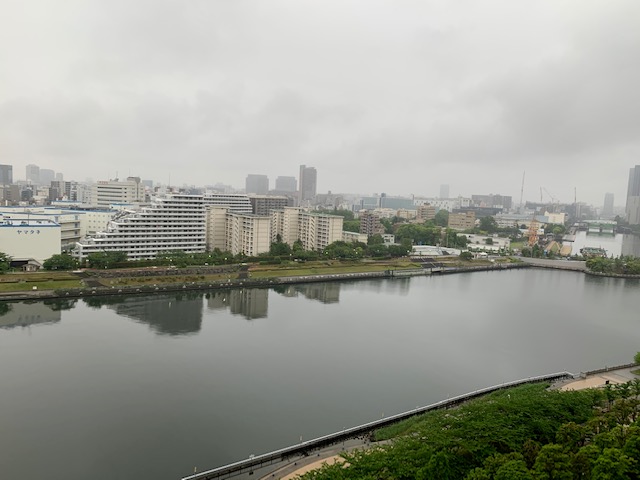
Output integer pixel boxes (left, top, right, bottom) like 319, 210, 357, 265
206, 207, 229, 252
0, 219, 61, 262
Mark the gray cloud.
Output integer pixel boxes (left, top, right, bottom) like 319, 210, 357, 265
1, 0, 639, 204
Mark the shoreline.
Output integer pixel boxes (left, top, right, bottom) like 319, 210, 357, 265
1, 259, 639, 303
0, 262, 529, 302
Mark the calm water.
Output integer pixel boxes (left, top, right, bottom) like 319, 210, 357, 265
0, 270, 639, 480
569, 230, 640, 257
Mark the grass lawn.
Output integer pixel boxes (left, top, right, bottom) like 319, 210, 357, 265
248, 260, 421, 279
0, 280, 83, 291
108, 273, 240, 286
0, 272, 83, 291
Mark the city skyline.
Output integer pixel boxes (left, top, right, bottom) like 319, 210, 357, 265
2, 1, 639, 205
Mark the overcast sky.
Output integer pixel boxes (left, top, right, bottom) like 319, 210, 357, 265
1, 0, 639, 205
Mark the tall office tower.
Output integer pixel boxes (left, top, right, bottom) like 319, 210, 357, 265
39, 169, 56, 185
626, 165, 640, 225
439, 184, 450, 199
26, 164, 40, 184
0, 164, 13, 185
275, 176, 297, 192
245, 174, 269, 195
55, 172, 64, 181
298, 165, 317, 204
602, 193, 614, 217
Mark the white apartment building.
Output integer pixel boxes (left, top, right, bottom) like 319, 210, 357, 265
74, 194, 206, 261
271, 207, 343, 251
90, 177, 144, 207
206, 207, 271, 256
413, 196, 471, 212
203, 193, 252, 213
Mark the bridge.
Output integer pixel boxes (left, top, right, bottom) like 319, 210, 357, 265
180, 371, 574, 480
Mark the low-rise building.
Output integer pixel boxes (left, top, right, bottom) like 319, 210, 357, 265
342, 231, 368, 244
448, 211, 476, 231
0, 217, 60, 264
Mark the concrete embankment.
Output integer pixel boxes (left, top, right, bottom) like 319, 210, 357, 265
0, 263, 529, 302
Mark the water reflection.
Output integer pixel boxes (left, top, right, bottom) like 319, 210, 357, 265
96, 293, 204, 336
273, 283, 341, 304
570, 231, 640, 257
0, 301, 63, 329
206, 288, 269, 320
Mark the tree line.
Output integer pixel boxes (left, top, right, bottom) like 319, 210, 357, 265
300, 378, 640, 480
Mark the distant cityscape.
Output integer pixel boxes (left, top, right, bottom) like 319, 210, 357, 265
0, 161, 639, 270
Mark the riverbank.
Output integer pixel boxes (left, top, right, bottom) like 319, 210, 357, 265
0, 261, 529, 301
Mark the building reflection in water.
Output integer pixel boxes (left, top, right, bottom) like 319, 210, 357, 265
87, 293, 204, 336
206, 288, 268, 320
273, 282, 341, 304
0, 300, 71, 329
621, 234, 640, 257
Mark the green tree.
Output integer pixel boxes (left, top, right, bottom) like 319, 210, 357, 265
460, 251, 474, 261
343, 220, 361, 233
532, 444, 573, 480
434, 209, 449, 227
269, 241, 292, 256
495, 460, 533, 480
591, 448, 634, 479
380, 217, 395, 234
0, 252, 11, 273
43, 253, 78, 271
86, 251, 127, 269
635, 352, 640, 364
368, 234, 384, 245
479, 216, 498, 233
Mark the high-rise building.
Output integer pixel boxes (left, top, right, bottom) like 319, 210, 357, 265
74, 194, 206, 260
39, 169, 55, 186
275, 176, 297, 192
203, 193, 252, 213
249, 195, 291, 215
245, 174, 269, 195
602, 193, 614, 218
0, 164, 13, 185
626, 165, 640, 225
206, 207, 271, 256
298, 165, 317, 204
271, 207, 342, 251
26, 164, 40, 184
439, 184, 450, 199
90, 177, 144, 206
359, 211, 385, 236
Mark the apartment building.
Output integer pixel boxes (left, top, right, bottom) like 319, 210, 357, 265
270, 207, 342, 251
206, 207, 271, 256
249, 195, 291, 215
203, 193, 252, 213
448, 211, 476, 231
359, 211, 385, 236
74, 194, 206, 261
